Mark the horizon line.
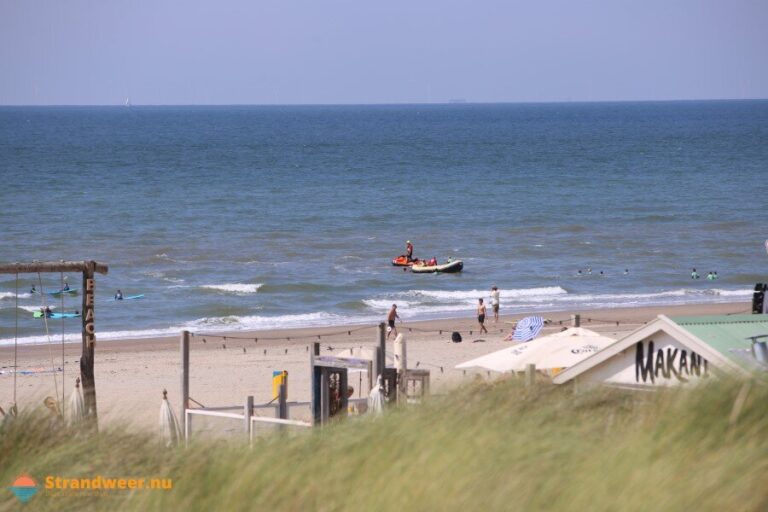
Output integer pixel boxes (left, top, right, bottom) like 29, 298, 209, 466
1, 97, 767, 108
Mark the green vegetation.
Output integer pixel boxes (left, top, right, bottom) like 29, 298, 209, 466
2, 378, 767, 511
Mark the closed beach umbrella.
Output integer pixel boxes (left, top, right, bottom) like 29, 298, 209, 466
159, 389, 182, 447
367, 375, 384, 415
65, 378, 85, 426
512, 316, 545, 342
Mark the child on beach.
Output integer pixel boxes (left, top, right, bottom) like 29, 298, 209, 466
477, 298, 488, 334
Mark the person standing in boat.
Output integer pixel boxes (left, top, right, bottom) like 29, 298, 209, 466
490, 286, 500, 323
387, 304, 401, 340
405, 240, 414, 262
477, 298, 488, 334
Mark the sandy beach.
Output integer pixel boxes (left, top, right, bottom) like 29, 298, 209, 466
0, 301, 750, 431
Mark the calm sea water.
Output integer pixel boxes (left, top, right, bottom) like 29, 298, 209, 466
1, 101, 767, 344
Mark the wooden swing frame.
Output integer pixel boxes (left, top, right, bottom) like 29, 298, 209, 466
0, 261, 108, 427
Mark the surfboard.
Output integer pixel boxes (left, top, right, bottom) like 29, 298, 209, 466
48, 288, 78, 296
33, 311, 81, 319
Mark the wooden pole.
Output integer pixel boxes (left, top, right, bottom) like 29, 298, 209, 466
278, 380, 288, 420
571, 314, 581, 327
180, 330, 190, 437
377, 322, 386, 381
525, 364, 536, 388
0, 261, 109, 275
244, 395, 254, 437
81, 261, 98, 427
394, 333, 407, 402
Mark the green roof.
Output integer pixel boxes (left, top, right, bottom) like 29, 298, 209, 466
670, 315, 768, 364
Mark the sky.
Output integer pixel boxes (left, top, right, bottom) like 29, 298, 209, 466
1, 0, 767, 105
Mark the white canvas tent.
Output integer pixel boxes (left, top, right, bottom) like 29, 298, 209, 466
455, 327, 616, 373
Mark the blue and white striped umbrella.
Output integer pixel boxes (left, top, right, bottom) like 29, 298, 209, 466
512, 316, 545, 342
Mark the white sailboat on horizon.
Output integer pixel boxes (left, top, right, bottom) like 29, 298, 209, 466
124, 97, 131, 107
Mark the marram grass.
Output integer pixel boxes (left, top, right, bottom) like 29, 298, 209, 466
2, 378, 767, 511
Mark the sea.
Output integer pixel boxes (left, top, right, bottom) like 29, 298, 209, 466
1, 101, 767, 345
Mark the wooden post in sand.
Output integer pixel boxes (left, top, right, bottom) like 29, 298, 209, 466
394, 334, 407, 402
180, 330, 190, 437
525, 364, 536, 387
244, 395, 254, 437
377, 322, 386, 381
571, 314, 581, 327
81, 261, 98, 424
278, 381, 288, 419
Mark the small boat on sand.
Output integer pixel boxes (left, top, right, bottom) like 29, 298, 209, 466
410, 260, 464, 274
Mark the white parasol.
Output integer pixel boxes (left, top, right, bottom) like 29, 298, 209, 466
367, 375, 384, 415
456, 327, 615, 373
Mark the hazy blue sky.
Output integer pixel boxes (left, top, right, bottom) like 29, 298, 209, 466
1, 0, 766, 105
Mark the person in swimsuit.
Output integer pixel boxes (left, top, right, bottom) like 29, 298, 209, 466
490, 286, 500, 323
405, 241, 414, 262
387, 304, 401, 340
477, 298, 488, 334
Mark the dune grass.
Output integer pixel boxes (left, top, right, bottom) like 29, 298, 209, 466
2, 377, 767, 511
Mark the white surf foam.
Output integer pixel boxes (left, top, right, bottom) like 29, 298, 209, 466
186, 311, 377, 331
0, 292, 32, 300
200, 283, 263, 294
407, 286, 568, 302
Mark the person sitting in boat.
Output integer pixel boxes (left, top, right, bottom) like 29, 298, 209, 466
405, 240, 414, 261
427, 257, 437, 266
115, 290, 123, 300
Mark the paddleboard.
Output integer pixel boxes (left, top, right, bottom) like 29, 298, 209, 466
48, 288, 78, 296
33, 311, 81, 319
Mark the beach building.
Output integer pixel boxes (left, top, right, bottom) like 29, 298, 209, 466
553, 315, 768, 389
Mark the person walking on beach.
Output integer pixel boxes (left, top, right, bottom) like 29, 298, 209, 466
405, 240, 414, 262
387, 304, 401, 340
477, 298, 488, 334
490, 286, 500, 323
